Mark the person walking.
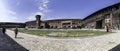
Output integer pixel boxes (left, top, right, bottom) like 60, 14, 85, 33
14, 27, 18, 38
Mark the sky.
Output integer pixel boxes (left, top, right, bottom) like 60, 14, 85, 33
0, 0, 120, 22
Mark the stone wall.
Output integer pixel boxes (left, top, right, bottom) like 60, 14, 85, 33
83, 3, 120, 29
0, 23, 25, 28
25, 19, 82, 29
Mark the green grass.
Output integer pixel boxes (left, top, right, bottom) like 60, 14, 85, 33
19, 29, 111, 37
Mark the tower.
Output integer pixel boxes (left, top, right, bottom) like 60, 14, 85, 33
36, 15, 41, 29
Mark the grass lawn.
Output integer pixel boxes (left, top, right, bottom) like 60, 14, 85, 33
19, 29, 111, 37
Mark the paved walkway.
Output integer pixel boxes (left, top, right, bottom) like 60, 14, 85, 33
6, 29, 120, 51
0, 29, 28, 51
0, 29, 14, 51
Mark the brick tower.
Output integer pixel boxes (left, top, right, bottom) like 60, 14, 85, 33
36, 15, 41, 29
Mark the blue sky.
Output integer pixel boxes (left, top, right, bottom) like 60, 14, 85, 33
0, 0, 120, 22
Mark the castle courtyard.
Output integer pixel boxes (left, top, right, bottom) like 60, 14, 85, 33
1, 29, 120, 51
0, 0, 119, 51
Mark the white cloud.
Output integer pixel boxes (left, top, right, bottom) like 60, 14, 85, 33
27, 12, 43, 21
39, 7, 44, 10
8, 10, 16, 15
27, 0, 50, 21
35, 0, 50, 13
0, 1, 17, 22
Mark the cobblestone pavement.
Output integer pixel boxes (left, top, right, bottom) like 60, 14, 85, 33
6, 30, 120, 51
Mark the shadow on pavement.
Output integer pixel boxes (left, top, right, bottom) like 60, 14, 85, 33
4, 33, 29, 51
16, 37, 24, 39
109, 44, 120, 51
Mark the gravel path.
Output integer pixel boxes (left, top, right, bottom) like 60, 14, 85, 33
6, 30, 120, 51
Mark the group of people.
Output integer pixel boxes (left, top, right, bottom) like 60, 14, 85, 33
2, 27, 19, 38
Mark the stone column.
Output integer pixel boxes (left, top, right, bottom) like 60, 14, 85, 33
36, 15, 41, 29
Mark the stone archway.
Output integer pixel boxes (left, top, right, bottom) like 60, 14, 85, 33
96, 20, 103, 29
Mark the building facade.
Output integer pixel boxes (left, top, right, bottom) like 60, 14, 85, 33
82, 3, 120, 29
43, 19, 82, 29
0, 22, 25, 28
25, 15, 82, 29
25, 15, 41, 28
